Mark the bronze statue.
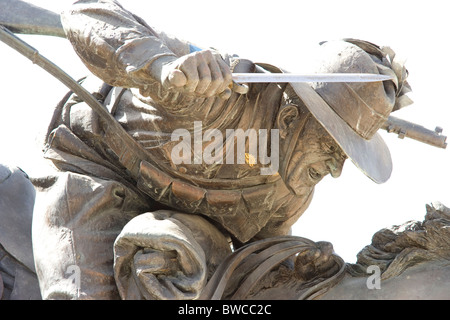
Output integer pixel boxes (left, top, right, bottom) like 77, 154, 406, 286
1, 0, 447, 300
28, 0, 412, 300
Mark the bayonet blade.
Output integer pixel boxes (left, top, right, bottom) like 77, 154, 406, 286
232, 73, 393, 83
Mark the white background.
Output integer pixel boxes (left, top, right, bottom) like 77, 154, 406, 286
1, 0, 449, 262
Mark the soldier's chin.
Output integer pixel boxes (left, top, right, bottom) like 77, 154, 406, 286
286, 179, 311, 198
292, 186, 312, 198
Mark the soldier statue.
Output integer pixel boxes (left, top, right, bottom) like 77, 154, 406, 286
1, 0, 414, 299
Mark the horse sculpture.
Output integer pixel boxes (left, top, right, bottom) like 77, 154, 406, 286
1, 163, 449, 300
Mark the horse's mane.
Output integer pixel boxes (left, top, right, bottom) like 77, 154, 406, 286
348, 201, 450, 280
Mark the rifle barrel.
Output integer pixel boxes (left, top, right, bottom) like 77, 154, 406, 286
382, 115, 447, 149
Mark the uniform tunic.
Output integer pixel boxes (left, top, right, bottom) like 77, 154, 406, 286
32, 0, 314, 299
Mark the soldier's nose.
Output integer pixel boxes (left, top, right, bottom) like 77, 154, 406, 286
326, 159, 343, 178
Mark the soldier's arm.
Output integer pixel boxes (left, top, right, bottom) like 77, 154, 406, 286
60, 0, 183, 87
61, 0, 232, 98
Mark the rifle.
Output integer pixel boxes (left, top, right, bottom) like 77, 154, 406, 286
0, 1, 447, 150
382, 116, 447, 149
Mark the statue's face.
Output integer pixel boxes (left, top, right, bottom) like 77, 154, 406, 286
283, 118, 347, 197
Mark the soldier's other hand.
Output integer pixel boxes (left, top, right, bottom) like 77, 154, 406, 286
294, 241, 339, 282
158, 50, 233, 99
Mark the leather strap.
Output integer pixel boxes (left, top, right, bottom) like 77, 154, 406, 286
200, 236, 316, 299
200, 235, 347, 300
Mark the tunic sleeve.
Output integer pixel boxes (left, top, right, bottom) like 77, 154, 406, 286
60, 0, 191, 88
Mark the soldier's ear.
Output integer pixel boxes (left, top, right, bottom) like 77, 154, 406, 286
277, 104, 299, 139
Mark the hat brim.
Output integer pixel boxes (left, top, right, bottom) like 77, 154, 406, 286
289, 81, 392, 184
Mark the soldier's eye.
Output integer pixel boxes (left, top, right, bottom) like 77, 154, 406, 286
322, 142, 337, 154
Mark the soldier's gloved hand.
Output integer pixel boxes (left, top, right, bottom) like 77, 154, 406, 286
150, 49, 233, 99
294, 241, 340, 282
